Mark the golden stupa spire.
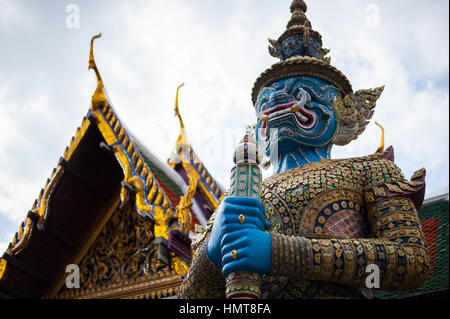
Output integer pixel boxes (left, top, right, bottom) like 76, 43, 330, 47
89, 33, 107, 110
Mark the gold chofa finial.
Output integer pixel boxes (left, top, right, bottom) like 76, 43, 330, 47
375, 121, 385, 153
174, 83, 185, 129
89, 33, 107, 110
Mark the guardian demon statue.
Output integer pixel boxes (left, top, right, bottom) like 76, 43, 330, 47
179, 0, 430, 299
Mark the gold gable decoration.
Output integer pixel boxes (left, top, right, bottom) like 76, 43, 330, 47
54, 202, 182, 299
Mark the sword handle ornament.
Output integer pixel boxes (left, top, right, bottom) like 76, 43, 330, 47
225, 134, 263, 299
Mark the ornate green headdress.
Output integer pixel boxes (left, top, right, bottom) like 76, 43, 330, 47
252, 0, 384, 146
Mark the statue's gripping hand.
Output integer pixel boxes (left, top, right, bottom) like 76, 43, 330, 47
205, 196, 272, 276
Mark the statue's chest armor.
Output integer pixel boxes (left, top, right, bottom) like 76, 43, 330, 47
261, 161, 369, 238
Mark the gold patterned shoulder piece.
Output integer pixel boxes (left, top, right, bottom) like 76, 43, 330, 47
365, 166, 426, 210
332, 86, 385, 146
328, 145, 395, 165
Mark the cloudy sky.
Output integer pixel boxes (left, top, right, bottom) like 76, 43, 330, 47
0, 0, 448, 253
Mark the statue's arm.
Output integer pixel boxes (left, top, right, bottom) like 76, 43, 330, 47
271, 163, 431, 291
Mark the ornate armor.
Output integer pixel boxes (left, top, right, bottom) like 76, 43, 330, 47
179, 147, 430, 298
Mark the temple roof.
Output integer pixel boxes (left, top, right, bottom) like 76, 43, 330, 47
0, 34, 222, 298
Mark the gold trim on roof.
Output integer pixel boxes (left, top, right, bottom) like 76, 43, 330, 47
168, 174, 198, 276
86, 35, 172, 226
174, 174, 197, 231
54, 270, 182, 299
0, 259, 6, 281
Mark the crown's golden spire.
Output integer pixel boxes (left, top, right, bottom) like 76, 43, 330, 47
286, 0, 316, 48
287, 0, 311, 30
174, 83, 185, 129
89, 33, 107, 110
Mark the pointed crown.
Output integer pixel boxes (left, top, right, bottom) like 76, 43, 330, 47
252, 0, 353, 105
269, 0, 323, 61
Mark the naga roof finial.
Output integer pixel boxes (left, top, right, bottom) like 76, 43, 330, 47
173, 83, 190, 149
174, 83, 185, 129
89, 33, 107, 110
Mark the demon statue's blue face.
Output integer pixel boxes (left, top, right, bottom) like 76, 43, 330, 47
255, 76, 340, 169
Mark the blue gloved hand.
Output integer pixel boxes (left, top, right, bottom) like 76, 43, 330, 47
206, 196, 270, 267
220, 228, 272, 278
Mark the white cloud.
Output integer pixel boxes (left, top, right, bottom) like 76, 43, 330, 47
0, 86, 61, 223
0, 238, 11, 256
0, 0, 33, 29
0, 0, 20, 27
